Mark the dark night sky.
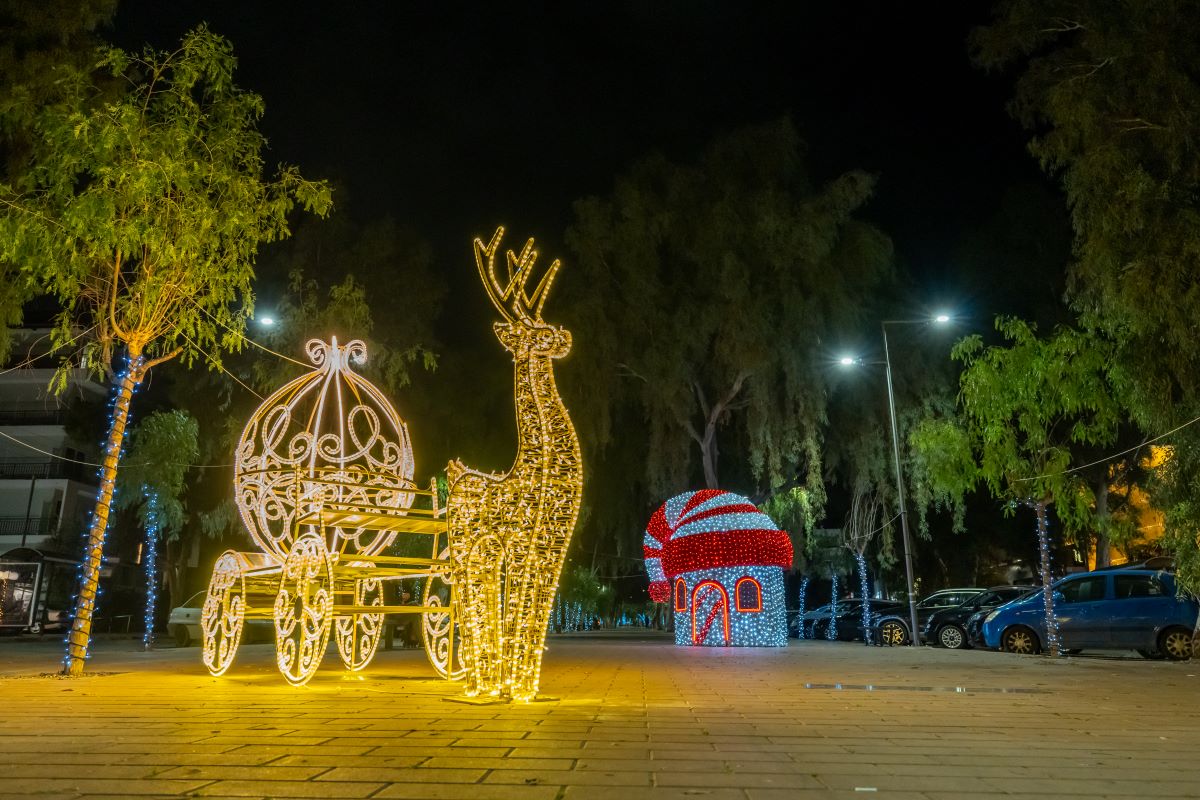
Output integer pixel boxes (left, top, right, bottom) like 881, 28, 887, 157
111, 0, 1060, 321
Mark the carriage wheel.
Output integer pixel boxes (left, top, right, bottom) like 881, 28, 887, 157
274, 532, 334, 686
201, 551, 247, 676
422, 547, 465, 680
336, 568, 384, 672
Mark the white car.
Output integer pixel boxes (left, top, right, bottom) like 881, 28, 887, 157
167, 591, 205, 646
167, 590, 272, 646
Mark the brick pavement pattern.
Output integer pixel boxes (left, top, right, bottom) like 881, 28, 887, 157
0, 632, 1197, 799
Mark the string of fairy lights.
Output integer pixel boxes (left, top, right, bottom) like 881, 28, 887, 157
854, 552, 872, 639
141, 492, 161, 650
1032, 502, 1061, 655
826, 574, 840, 640
644, 490, 791, 648
61, 353, 142, 670
796, 575, 809, 639
445, 228, 583, 701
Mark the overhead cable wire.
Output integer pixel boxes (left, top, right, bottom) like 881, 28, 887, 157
1013, 412, 1200, 483
177, 329, 265, 401
0, 428, 234, 469
185, 296, 309, 367
0, 323, 100, 378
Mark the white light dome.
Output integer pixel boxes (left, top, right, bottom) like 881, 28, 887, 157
233, 337, 416, 561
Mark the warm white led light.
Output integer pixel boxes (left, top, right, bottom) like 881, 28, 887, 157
198, 227, 583, 695
446, 227, 583, 702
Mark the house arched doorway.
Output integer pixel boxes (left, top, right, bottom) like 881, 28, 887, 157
690, 580, 730, 645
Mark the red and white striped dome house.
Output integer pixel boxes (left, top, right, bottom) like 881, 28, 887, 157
644, 490, 793, 646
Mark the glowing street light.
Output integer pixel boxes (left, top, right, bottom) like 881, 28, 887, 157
258, 315, 275, 327
841, 311, 955, 645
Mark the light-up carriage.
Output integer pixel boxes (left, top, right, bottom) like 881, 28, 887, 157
199, 338, 462, 685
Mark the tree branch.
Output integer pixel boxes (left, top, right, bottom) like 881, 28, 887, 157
141, 346, 183, 372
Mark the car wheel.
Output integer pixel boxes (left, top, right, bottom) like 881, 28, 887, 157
1158, 627, 1193, 661
1001, 625, 1040, 655
937, 624, 967, 650
174, 624, 192, 647
879, 619, 909, 646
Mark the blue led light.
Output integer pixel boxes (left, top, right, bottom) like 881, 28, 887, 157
797, 574, 809, 639
672, 566, 787, 647
62, 353, 144, 670
827, 574, 839, 640
142, 491, 160, 649
855, 552, 872, 637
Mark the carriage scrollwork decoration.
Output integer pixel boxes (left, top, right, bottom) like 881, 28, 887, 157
199, 227, 582, 698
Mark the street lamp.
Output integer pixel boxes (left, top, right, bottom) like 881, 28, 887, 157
258, 315, 275, 327
841, 312, 952, 645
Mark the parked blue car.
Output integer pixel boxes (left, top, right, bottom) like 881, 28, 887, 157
981, 569, 1197, 660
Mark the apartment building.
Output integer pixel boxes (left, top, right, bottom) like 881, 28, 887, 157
0, 328, 105, 553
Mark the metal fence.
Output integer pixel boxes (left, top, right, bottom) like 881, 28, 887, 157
0, 517, 57, 538
0, 460, 91, 481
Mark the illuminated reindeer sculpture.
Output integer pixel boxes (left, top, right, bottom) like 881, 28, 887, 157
446, 227, 583, 701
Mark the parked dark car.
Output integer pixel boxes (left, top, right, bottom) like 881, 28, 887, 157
794, 599, 904, 641
874, 588, 988, 646
981, 568, 1197, 660
922, 585, 1037, 649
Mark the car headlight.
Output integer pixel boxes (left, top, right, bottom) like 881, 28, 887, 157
984, 610, 999, 624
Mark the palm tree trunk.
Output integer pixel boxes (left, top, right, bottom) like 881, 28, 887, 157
63, 357, 143, 676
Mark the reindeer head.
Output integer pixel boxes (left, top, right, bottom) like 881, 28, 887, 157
474, 226, 572, 360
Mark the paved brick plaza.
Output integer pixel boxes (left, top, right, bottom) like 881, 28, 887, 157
0, 631, 1197, 799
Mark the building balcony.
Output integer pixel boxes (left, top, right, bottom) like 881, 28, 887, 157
0, 460, 93, 482
0, 409, 67, 426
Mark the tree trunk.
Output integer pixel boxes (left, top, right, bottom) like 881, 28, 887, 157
827, 573, 839, 640
142, 492, 160, 650
699, 426, 719, 489
1094, 479, 1110, 568
1034, 501, 1061, 658
797, 574, 809, 640
855, 551, 871, 646
63, 357, 143, 676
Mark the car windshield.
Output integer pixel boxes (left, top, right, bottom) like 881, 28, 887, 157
917, 591, 981, 609
181, 591, 206, 608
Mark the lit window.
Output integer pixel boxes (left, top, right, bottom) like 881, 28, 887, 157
735, 577, 762, 612
674, 578, 687, 611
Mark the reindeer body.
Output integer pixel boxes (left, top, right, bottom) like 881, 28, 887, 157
446, 228, 583, 701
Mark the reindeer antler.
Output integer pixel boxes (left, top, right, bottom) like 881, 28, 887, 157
473, 226, 561, 325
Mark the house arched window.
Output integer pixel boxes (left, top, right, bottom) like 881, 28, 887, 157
735, 577, 762, 612
674, 578, 687, 612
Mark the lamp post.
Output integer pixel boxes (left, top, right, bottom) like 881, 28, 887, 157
882, 321, 920, 644
842, 312, 951, 645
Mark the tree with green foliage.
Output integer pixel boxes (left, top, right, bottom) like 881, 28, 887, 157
115, 409, 199, 640
562, 118, 893, 560
909, 318, 1120, 656
0, 26, 331, 674
972, 1, 1200, 604
0, 0, 116, 357
249, 215, 441, 399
